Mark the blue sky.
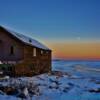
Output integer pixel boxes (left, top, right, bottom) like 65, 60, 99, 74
0, 0, 100, 41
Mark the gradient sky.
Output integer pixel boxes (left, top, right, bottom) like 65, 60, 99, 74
0, 0, 100, 60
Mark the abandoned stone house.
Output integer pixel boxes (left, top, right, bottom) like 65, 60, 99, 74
0, 26, 52, 76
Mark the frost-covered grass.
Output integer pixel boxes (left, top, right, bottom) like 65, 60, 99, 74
0, 60, 100, 100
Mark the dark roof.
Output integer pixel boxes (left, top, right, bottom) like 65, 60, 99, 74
0, 26, 51, 50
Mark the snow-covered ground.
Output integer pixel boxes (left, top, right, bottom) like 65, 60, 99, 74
0, 60, 100, 100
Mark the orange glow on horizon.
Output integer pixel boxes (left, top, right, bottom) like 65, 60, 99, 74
46, 41, 100, 60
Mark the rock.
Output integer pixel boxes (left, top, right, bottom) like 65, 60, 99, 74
0, 90, 5, 95
23, 87, 29, 97
49, 82, 59, 89
68, 82, 74, 87
63, 87, 70, 93
90, 79, 100, 84
49, 78, 61, 85
4, 76, 10, 80
96, 82, 100, 84
17, 87, 29, 99
0, 86, 18, 95
4, 87, 18, 95
89, 88, 100, 93
50, 71, 63, 77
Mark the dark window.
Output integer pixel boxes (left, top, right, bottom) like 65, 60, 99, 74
10, 46, 14, 55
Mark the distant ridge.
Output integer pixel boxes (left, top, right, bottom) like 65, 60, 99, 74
52, 59, 100, 62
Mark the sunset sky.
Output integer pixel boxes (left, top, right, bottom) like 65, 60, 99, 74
0, 0, 100, 60
46, 40, 100, 60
